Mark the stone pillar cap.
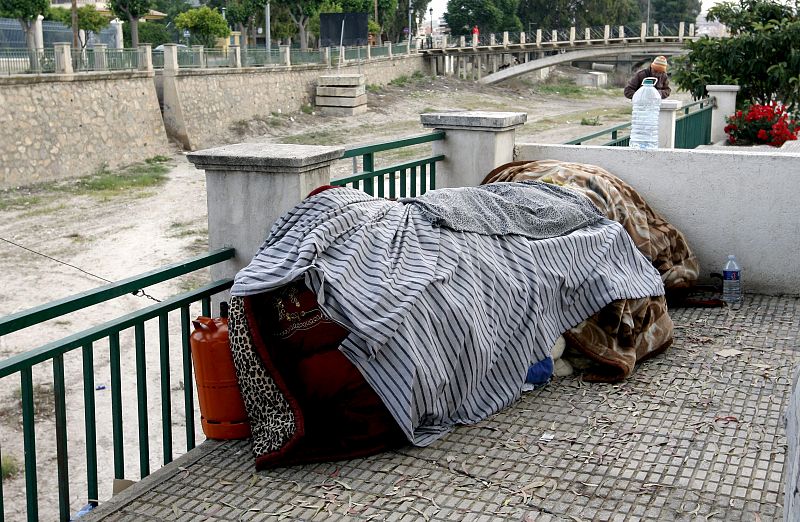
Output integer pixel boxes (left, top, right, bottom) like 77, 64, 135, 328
188, 143, 344, 173
706, 85, 740, 92
421, 111, 527, 131
660, 100, 683, 110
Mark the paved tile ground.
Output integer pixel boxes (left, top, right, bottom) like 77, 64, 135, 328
85, 295, 800, 521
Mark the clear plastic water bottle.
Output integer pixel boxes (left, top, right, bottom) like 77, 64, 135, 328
722, 254, 742, 306
629, 77, 661, 149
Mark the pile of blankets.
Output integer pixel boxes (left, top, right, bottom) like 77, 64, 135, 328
224, 166, 695, 467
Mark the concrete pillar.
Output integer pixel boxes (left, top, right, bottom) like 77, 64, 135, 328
707, 84, 740, 143
536, 29, 542, 47
186, 143, 345, 285
551, 30, 557, 43
111, 19, 124, 49
785, 368, 800, 521
619, 25, 625, 39
653, 23, 660, 40
640, 22, 647, 42
658, 99, 682, 148
388, 42, 393, 57
366, 44, 371, 59
491, 54, 498, 73
414, 39, 420, 52
472, 33, 478, 48
569, 27, 575, 45
231, 31, 241, 46
490, 34, 496, 46
280, 45, 290, 66
603, 25, 610, 43
689, 23, 695, 36
163, 43, 179, 72
34, 15, 44, 50
191, 45, 205, 68
420, 111, 527, 188
476, 55, 482, 80
441, 35, 448, 48
584, 28, 591, 41
502, 31, 509, 47
678, 22, 685, 42
322, 46, 331, 66
138, 43, 152, 71
229, 45, 241, 67
459, 36, 466, 48
93, 43, 108, 71
54, 43, 72, 74
520, 32, 526, 44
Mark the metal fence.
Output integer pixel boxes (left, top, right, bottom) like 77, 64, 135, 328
0, 48, 56, 75
0, 249, 235, 522
334, 131, 445, 197
675, 98, 714, 148
0, 17, 117, 49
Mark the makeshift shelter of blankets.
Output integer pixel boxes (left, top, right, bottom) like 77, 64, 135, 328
226, 176, 674, 469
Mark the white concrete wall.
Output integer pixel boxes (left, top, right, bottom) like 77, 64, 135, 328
514, 143, 800, 296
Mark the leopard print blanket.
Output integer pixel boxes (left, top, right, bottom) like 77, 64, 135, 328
483, 160, 699, 381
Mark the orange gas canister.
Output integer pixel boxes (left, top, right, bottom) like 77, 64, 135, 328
189, 304, 251, 440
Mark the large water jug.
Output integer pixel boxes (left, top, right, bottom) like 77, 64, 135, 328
629, 77, 661, 149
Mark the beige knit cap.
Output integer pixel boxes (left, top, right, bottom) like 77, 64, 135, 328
651, 55, 668, 72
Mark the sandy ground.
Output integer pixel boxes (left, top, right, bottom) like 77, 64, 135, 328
0, 71, 692, 521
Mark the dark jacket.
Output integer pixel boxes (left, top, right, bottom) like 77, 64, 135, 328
624, 67, 671, 99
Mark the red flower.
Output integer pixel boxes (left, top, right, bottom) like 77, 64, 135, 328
757, 129, 769, 141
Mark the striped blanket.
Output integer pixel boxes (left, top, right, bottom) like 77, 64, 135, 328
229, 184, 664, 455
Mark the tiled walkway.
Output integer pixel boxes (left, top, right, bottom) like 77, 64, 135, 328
85, 295, 799, 521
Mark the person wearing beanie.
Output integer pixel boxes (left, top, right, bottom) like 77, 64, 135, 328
624, 55, 671, 99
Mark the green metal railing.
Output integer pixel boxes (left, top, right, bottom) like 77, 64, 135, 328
564, 121, 632, 146
333, 131, 445, 197
0, 48, 56, 75
565, 97, 713, 148
675, 97, 714, 149
0, 248, 235, 522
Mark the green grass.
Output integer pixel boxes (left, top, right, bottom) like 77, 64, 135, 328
0, 194, 43, 211
301, 104, 314, 115
533, 80, 587, 98
366, 84, 382, 93
282, 129, 346, 146
1, 455, 19, 480
581, 116, 602, 126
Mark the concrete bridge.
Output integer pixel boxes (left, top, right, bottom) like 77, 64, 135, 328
421, 22, 697, 84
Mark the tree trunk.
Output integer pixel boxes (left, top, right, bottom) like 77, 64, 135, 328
20, 20, 39, 71
71, 0, 79, 48
298, 16, 308, 51
130, 18, 139, 48
238, 23, 247, 53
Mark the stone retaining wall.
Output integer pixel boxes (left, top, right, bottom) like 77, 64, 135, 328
162, 55, 427, 150
0, 72, 169, 189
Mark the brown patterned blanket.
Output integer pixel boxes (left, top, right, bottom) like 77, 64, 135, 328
483, 160, 700, 381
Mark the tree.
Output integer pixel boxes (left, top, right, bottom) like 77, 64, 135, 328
50, 5, 110, 49
226, 0, 266, 51
123, 19, 174, 47
175, 6, 231, 48
274, 0, 326, 50
444, 0, 502, 36
109, 0, 153, 48
646, 0, 701, 23
0, 0, 49, 60
672, 0, 800, 114
308, 0, 342, 44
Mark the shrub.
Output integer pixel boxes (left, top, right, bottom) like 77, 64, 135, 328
724, 102, 799, 146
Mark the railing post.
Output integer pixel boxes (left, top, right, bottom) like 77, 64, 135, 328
502, 31, 509, 48
658, 99, 682, 148
34, 14, 44, 49
641, 22, 647, 42
420, 111, 526, 188
678, 21, 685, 42
187, 143, 345, 284
619, 25, 625, 39
94, 43, 108, 71
459, 36, 466, 48
280, 44, 290, 66
536, 29, 542, 47
490, 33, 496, 45
551, 30, 558, 43
111, 19, 124, 49
472, 33, 478, 48
366, 43, 371, 59
54, 43, 73, 74
163, 43, 179, 72
654, 23, 660, 40
441, 35, 448, 48
689, 23, 695, 36
138, 43, 152, 72
584, 28, 590, 41
520, 32, 526, 44
229, 45, 241, 67
569, 27, 575, 45
604, 25, 610, 43
322, 46, 331, 66
707, 84, 740, 143
191, 45, 205, 68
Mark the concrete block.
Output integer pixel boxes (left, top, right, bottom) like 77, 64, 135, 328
315, 85, 366, 97
320, 105, 368, 116
315, 94, 367, 107
317, 74, 366, 87
575, 71, 607, 88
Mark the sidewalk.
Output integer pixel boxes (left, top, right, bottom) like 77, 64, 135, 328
84, 294, 798, 521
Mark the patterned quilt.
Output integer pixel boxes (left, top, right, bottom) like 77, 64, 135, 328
483, 160, 700, 381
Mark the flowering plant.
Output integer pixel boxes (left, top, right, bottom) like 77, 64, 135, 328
724, 102, 799, 147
